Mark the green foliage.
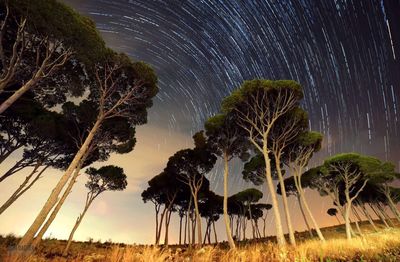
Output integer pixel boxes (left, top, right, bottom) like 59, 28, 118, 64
85, 165, 127, 193
7, 0, 109, 66
235, 188, 263, 204
221, 79, 303, 113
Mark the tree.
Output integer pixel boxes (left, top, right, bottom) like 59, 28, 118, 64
286, 131, 326, 241
253, 203, 272, 238
235, 188, 263, 240
31, 100, 140, 248
204, 113, 249, 249
199, 191, 223, 244
63, 165, 127, 255
166, 132, 216, 246
222, 79, 303, 246
309, 153, 384, 240
0, 0, 108, 113
18, 52, 158, 249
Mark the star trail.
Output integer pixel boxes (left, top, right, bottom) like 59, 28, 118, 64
65, 0, 400, 169
1, 0, 392, 243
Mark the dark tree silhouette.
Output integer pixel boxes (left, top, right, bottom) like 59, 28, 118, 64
204, 113, 249, 249
63, 165, 127, 255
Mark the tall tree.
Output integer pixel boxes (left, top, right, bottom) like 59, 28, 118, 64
63, 165, 127, 255
222, 79, 303, 246
204, 113, 249, 249
18, 52, 158, 249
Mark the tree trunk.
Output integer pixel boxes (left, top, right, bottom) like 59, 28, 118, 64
179, 215, 183, 245
262, 216, 267, 238
297, 195, 313, 237
275, 156, 296, 245
262, 147, 286, 246
360, 203, 378, 232
203, 220, 210, 245
156, 206, 167, 245
164, 208, 173, 246
154, 205, 159, 245
385, 193, 400, 222
19, 117, 103, 248
63, 200, 92, 255
212, 219, 218, 243
295, 178, 325, 242
344, 203, 352, 240
369, 203, 390, 228
0, 164, 48, 215
31, 162, 85, 248
184, 210, 188, 245
378, 203, 395, 227
0, 76, 38, 114
223, 151, 235, 248
193, 192, 202, 246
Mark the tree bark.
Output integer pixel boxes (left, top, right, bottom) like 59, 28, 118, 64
275, 156, 296, 245
0, 164, 48, 215
19, 118, 102, 248
63, 198, 93, 255
31, 161, 85, 248
223, 151, 235, 248
296, 194, 313, 237
294, 174, 325, 242
179, 214, 183, 245
212, 219, 218, 243
0, 76, 39, 114
193, 192, 202, 246
360, 203, 378, 232
262, 146, 286, 246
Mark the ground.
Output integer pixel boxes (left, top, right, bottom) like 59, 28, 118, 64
2, 220, 400, 261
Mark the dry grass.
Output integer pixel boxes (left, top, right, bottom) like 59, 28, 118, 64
2, 227, 400, 261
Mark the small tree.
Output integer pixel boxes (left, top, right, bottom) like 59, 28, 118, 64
63, 165, 127, 255
235, 188, 263, 240
166, 132, 216, 246
204, 113, 249, 248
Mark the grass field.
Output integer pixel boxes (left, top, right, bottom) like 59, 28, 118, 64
2, 221, 400, 261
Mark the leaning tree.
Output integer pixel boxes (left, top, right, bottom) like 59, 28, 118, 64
221, 79, 303, 246
63, 165, 127, 255
0, 0, 108, 113
309, 153, 386, 240
18, 51, 158, 248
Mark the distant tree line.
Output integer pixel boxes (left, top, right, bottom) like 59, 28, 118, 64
143, 79, 400, 248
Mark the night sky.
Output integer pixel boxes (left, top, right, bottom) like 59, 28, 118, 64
1, 0, 399, 244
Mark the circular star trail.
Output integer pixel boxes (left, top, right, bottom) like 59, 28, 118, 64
65, 0, 400, 177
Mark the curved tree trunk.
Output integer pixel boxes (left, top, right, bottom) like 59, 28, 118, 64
263, 147, 286, 246
19, 117, 103, 248
63, 199, 93, 256
359, 203, 378, 231
296, 194, 313, 237
223, 151, 235, 248
275, 156, 296, 245
0, 165, 48, 215
294, 175, 325, 242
